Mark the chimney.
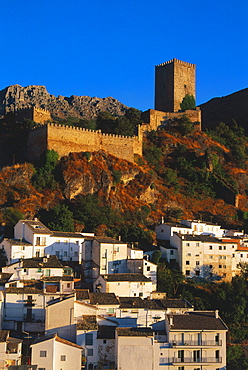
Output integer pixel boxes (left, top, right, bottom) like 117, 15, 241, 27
118, 235, 121, 241
215, 310, 219, 319
169, 316, 173, 326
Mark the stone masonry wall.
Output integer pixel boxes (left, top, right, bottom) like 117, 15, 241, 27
141, 109, 201, 132
27, 124, 143, 163
155, 59, 195, 113
33, 107, 52, 124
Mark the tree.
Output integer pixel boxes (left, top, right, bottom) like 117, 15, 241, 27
151, 250, 162, 265
158, 263, 184, 296
40, 204, 74, 232
180, 94, 196, 111
2, 207, 24, 227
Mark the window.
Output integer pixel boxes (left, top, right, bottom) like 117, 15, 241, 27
223, 246, 226, 250
186, 261, 190, 265
139, 292, 143, 297
187, 253, 191, 256
196, 243, 200, 247
85, 333, 93, 345
196, 261, 200, 265
37, 268, 42, 273
161, 229, 164, 233
108, 308, 114, 314
219, 246, 222, 250
186, 243, 190, 246
61, 355, 66, 361
64, 251, 67, 257
22, 246, 25, 251
87, 349, 93, 356
209, 245, 213, 250
241, 254, 243, 258
186, 270, 190, 276
40, 351, 47, 357
223, 256, 226, 259
170, 250, 174, 255
67, 283, 70, 288
103, 340, 106, 344
195, 270, 200, 276
209, 255, 213, 259
232, 254, 235, 257
219, 265, 222, 268
36, 237, 40, 246
147, 266, 150, 271
232, 245, 235, 248
209, 265, 213, 269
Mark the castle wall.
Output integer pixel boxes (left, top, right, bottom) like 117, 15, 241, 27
27, 125, 48, 161
33, 107, 51, 124
155, 58, 196, 112
15, 107, 51, 124
27, 124, 142, 163
141, 109, 201, 132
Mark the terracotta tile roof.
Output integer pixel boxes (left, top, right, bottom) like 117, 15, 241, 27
94, 237, 126, 244
55, 334, 83, 349
22, 255, 63, 268
0, 273, 12, 284
102, 273, 151, 282
168, 311, 228, 330
76, 315, 98, 330
118, 297, 192, 310
97, 325, 115, 339
41, 276, 73, 281
117, 327, 153, 337
75, 289, 90, 301
20, 220, 51, 234
176, 233, 220, 243
89, 293, 119, 305
51, 231, 85, 239
6, 287, 43, 294
32, 333, 82, 349
3, 238, 32, 246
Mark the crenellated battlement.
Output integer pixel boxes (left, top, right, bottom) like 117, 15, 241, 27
156, 58, 196, 68
27, 122, 143, 163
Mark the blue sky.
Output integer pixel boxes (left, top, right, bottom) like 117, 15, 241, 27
1, 0, 247, 111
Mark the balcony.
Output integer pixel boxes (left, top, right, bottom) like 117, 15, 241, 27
170, 357, 222, 364
171, 340, 222, 347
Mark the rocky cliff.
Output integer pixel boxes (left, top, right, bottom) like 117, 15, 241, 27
0, 85, 128, 120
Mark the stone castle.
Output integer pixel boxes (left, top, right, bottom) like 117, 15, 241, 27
25, 58, 201, 163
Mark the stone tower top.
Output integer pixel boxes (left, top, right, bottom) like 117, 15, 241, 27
155, 58, 196, 113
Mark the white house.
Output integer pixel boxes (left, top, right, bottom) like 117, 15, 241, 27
3, 219, 87, 264
82, 237, 128, 283
116, 310, 227, 370
156, 219, 225, 241
94, 273, 153, 298
31, 333, 83, 370
0, 330, 22, 368
2, 255, 66, 282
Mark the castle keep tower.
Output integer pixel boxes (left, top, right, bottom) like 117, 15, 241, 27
155, 58, 196, 113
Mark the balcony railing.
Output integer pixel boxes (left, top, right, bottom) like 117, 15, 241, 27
170, 357, 222, 364
171, 340, 222, 346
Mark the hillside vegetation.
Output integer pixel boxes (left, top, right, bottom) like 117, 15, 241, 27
1, 111, 248, 243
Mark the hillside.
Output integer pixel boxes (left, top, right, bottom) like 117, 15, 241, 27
200, 88, 248, 133
1, 115, 248, 243
0, 85, 128, 120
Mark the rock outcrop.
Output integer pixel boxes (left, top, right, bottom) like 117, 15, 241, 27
0, 85, 128, 120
